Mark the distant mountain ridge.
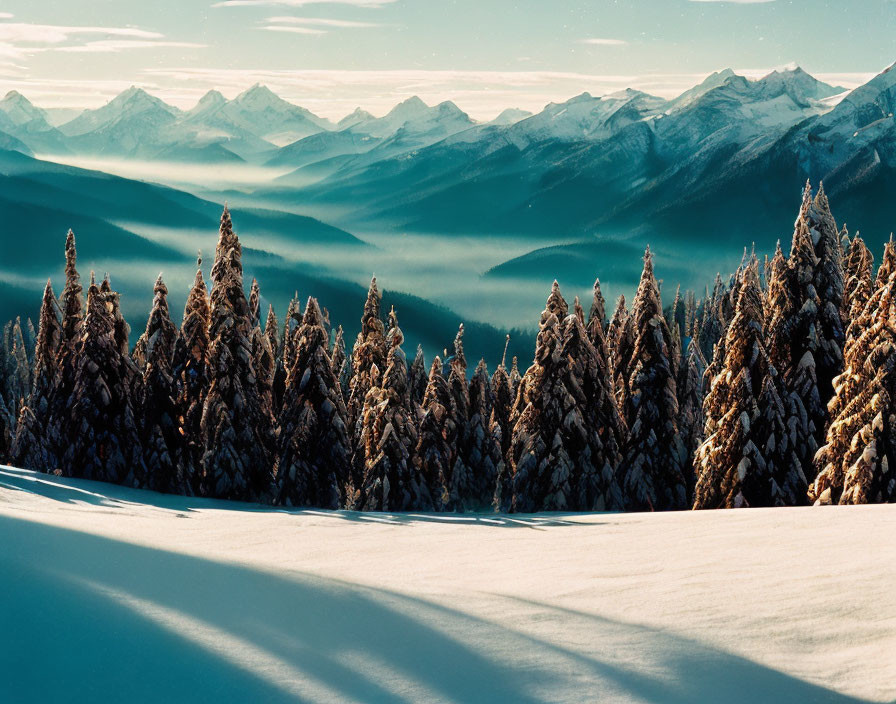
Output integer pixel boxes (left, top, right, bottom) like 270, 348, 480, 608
0, 67, 844, 169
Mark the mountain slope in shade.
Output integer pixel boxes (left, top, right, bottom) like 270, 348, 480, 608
1, 465, 894, 703
272, 66, 850, 248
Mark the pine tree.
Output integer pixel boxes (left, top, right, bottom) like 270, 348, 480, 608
508, 355, 522, 403
11, 280, 62, 472
61, 278, 145, 485
813, 274, 896, 504
415, 357, 453, 510
465, 359, 503, 509
10, 317, 30, 406
561, 308, 626, 511
694, 261, 776, 509
507, 306, 578, 512
358, 313, 429, 511
200, 207, 275, 501
276, 297, 350, 508
265, 304, 287, 412
249, 285, 276, 418
785, 200, 826, 477
446, 324, 477, 511
698, 277, 727, 364
607, 295, 635, 420
171, 256, 211, 494
806, 182, 846, 408
347, 277, 388, 488
877, 235, 896, 287
587, 278, 607, 337
409, 344, 428, 407
100, 276, 131, 358
248, 277, 261, 329
620, 248, 688, 511
282, 294, 302, 375
136, 275, 181, 493
842, 234, 873, 342
677, 338, 706, 498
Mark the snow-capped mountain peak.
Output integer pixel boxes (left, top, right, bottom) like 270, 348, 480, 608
337, 107, 375, 129
0, 90, 47, 126
189, 89, 227, 116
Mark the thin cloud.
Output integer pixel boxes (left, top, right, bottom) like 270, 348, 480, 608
689, 0, 775, 3
213, 0, 396, 8
579, 38, 628, 46
261, 26, 327, 34
265, 16, 382, 27
0, 23, 163, 44
57, 40, 207, 53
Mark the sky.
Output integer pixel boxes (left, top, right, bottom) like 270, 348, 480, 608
0, 0, 893, 120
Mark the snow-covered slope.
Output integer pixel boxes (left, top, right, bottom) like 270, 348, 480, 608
1, 465, 892, 703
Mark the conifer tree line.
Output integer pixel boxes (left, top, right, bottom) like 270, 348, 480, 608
2, 185, 894, 511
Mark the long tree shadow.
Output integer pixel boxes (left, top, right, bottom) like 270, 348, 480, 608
0, 513, 874, 703
1, 465, 603, 528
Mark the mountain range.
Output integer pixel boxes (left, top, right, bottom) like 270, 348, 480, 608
3, 63, 896, 353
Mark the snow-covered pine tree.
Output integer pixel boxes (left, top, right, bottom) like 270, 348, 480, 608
282, 294, 301, 375
276, 297, 350, 508
752, 364, 808, 507
677, 337, 706, 499
813, 274, 896, 504
136, 274, 181, 493
347, 277, 388, 487
10, 280, 62, 472
248, 277, 261, 330
842, 234, 870, 315
200, 207, 276, 501
587, 278, 607, 337
607, 295, 635, 421
506, 304, 577, 512
842, 234, 873, 341
61, 277, 145, 485
0, 337, 13, 461
171, 256, 211, 494
409, 344, 428, 407
694, 260, 777, 509
446, 324, 477, 511
805, 182, 846, 409
415, 357, 454, 511
698, 277, 727, 364
329, 324, 345, 395
508, 355, 522, 403
46, 229, 84, 463
464, 359, 503, 509
543, 280, 569, 323
249, 282, 276, 418
620, 247, 688, 511
561, 308, 626, 511
100, 276, 131, 358
358, 313, 429, 511
9, 317, 30, 407
265, 304, 287, 412
785, 201, 826, 477
876, 235, 896, 288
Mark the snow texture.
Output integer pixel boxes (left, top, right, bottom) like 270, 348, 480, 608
0, 465, 893, 703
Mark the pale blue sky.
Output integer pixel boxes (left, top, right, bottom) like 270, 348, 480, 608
0, 0, 893, 119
